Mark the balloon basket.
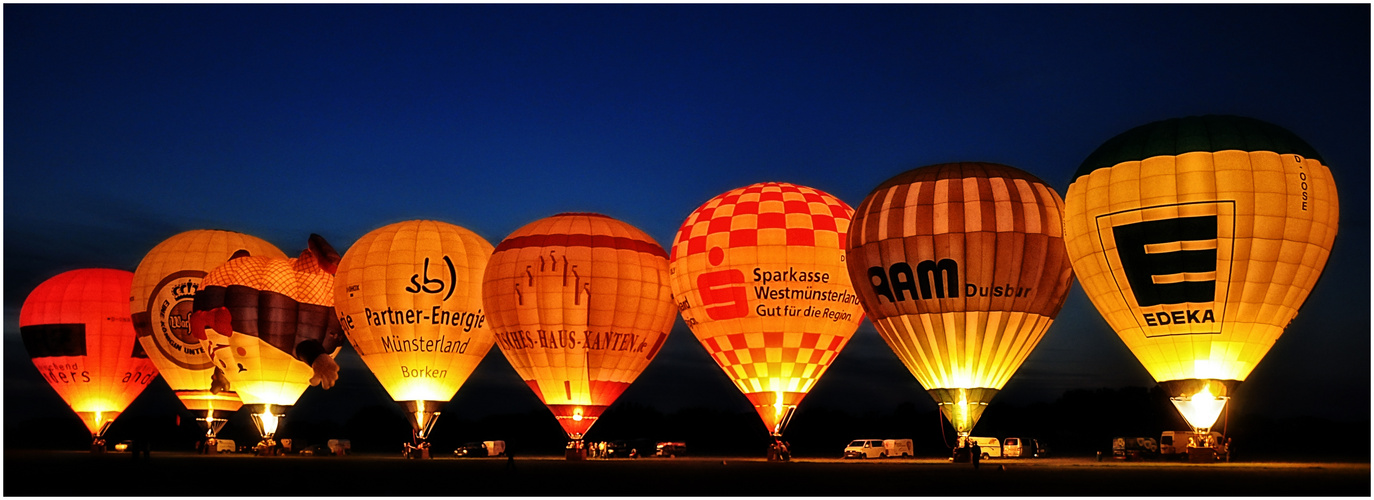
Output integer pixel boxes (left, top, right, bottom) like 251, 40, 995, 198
90, 437, 107, 454
767, 438, 791, 462
403, 441, 432, 459
565, 439, 586, 461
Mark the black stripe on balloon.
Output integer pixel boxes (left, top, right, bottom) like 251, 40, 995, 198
21, 324, 87, 358
210, 284, 340, 360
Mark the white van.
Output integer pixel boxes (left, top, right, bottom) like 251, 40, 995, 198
484, 440, 507, 457
883, 439, 913, 458
1003, 437, 1047, 458
966, 437, 1001, 459
843, 439, 888, 459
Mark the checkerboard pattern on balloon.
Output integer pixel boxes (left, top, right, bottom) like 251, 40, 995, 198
670, 182, 854, 260
701, 331, 851, 394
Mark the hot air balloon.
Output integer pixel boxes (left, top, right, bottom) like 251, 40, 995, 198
334, 220, 496, 457
21, 269, 160, 451
483, 213, 676, 460
846, 163, 1074, 448
669, 182, 865, 459
131, 229, 286, 441
190, 234, 344, 450
1063, 115, 1339, 436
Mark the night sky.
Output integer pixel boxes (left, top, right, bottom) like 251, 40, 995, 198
5, 4, 1369, 433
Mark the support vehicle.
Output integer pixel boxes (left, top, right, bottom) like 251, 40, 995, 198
1112, 437, 1159, 460
1002, 437, 1048, 458
843, 438, 913, 459
966, 437, 1002, 459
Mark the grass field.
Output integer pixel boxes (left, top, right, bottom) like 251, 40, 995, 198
5, 451, 1368, 496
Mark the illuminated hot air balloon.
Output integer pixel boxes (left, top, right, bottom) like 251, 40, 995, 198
669, 182, 865, 457
1063, 115, 1339, 434
21, 269, 159, 450
334, 220, 496, 454
846, 163, 1074, 444
131, 230, 286, 439
190, 234, 344, 446
483, 213, 676, 459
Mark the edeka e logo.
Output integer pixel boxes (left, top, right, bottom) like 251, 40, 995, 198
1112, 215, 1217, 307
1095, 201, 1236, 337
697, 247, 749, 320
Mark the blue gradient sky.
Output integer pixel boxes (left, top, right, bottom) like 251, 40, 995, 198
5, 4, 1369, 426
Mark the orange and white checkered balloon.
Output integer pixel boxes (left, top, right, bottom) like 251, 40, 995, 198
669, 182, 864, 436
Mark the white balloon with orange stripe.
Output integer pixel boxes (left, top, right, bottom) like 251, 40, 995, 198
668, 182, 864, 445
482, 213, 676, 458
846, 162, 1074, 440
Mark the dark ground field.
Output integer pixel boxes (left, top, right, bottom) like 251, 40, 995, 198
4, 451, 1368, 496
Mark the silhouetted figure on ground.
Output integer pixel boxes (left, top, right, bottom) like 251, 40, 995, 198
971, 440, 981, 470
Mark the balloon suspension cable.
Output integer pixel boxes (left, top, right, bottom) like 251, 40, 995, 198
938, 406, 952, 449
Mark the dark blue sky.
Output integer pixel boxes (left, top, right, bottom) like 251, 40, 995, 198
5, 5, 1369, 427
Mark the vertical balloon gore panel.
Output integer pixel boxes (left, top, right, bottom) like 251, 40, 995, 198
333, 220, 497, 410
20, 269, 160, 437
130, 229, 286, 412
845, 163, 1074, 437
485, 213, 677, 440
1064, 116, 1339, 393
668, 182, 865, 436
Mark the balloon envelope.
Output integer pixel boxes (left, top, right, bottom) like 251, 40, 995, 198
669, 182, 864, 436
21, 269, 159, 437
130, 229, 286, 418
483, 213, 676, 440
334, 220, 496, 438
192, 235, 344, 409
846, 163, 1074, 436
1063, 115, 1339, 430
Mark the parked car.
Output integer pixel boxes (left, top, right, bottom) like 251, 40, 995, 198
454, 440, 506, 457
605, 439, 655, 458
655, 442, 686, 457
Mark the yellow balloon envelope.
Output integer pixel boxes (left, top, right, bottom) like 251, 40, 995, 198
669, 182, 865, 438
333, 220, 496, 441
483, 213, 676, 447
22, 269, 159, 442
130, 229, 286, 436
846, 163, 1074, 437
1063, 115, 1339, 431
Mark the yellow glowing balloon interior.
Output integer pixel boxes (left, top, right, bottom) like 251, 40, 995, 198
1171, 385, 1228, 431
333, 220, 496, 404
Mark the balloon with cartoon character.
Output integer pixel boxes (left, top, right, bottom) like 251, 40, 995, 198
190, 234, 344, 447
131, 229, 286, 440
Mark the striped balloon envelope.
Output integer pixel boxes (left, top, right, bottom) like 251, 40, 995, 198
191, 234, 344, 440
669, 182, 864, 441
130, 229, 286, 437
21, 269, 159, 443
1063, 115, 1339, 432
483, 213, 676, 456
846, 163, 1074, 439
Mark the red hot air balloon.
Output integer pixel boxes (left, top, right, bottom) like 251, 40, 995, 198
20, 269, 159, 450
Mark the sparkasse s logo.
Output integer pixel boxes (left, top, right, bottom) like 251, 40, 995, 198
1095, 201, 1236, 337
